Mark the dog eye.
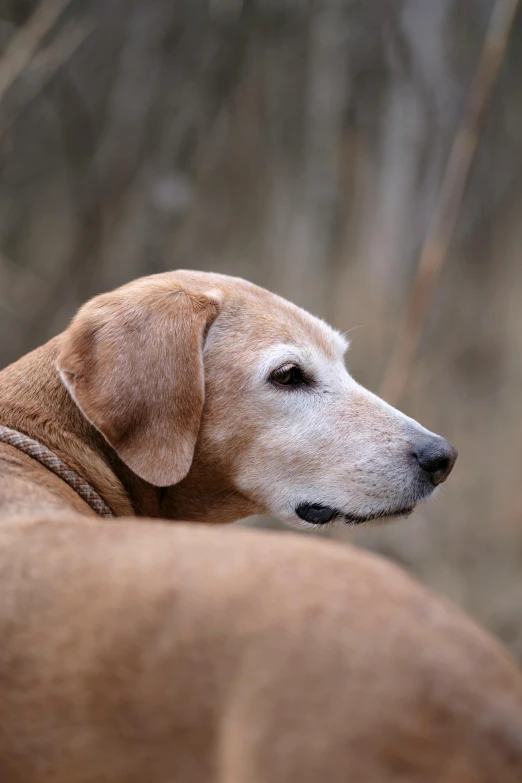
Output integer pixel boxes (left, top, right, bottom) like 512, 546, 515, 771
270, 364, 308, 387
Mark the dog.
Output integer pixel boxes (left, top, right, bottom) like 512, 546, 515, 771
0, 270, 457, 525
0, 518, 521, 783
3, 271, 520, 782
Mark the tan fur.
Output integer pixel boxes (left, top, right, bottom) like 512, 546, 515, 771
59, 280, 221, 487
0, 519, 521, 783
1, 271, 520, 781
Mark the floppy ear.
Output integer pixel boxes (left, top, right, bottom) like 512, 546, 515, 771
57, 283, 221, 487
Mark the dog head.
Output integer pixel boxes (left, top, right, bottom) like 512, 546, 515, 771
58, 271, 457, 527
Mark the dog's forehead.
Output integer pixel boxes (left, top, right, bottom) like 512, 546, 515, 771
220, 283, 348, 360
118, 271, 347, 359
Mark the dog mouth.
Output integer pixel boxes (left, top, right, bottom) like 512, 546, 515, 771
295, 502, 416, 526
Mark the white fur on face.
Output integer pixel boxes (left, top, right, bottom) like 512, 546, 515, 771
202, 306, 442, 529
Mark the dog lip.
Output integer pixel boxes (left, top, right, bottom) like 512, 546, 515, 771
295, 503, 341, 525
296, 503, 416, 526
344, 505, 415, 525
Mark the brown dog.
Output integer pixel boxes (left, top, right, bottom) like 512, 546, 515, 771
0, 270, 456, 525
0, 519, 521, 783
1, 271, 521, 782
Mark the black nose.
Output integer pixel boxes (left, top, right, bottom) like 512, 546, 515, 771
412, 436, 458, 486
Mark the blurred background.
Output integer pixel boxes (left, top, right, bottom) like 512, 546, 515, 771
0, 0, 521, 657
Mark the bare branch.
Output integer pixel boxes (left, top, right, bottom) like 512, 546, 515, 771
0, 0, 71, 105
379, 0, 520, 406
0, 17, 95, 137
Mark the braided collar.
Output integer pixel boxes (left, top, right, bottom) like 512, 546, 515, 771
0, 424, 114, 518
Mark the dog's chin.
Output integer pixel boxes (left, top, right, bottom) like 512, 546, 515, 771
294, 502, 416, 527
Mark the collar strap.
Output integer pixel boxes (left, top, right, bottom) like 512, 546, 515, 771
0, 425, 114, 518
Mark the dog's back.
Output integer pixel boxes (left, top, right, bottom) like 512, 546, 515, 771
0, 518, 520, 783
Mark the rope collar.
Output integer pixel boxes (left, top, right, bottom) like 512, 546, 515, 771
0, 424, 114, 518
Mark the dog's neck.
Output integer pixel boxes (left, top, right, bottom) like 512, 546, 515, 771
0, 338, 161, 518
